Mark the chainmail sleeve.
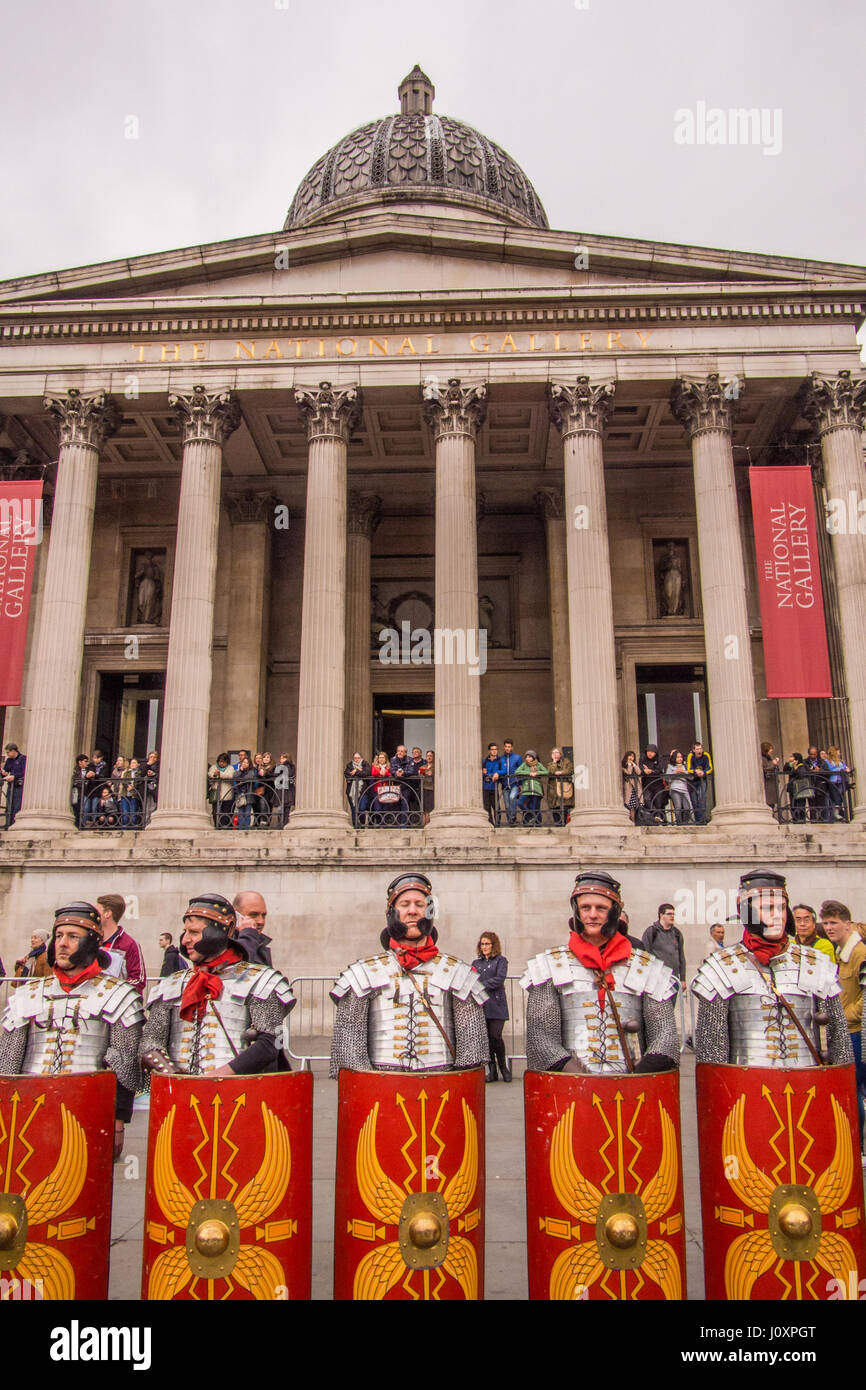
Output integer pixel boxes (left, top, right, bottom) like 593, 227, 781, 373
452, 993, 489, 1069
694, 994, 730, 1065
525, 982, 570, 1073
641, 995, 680, 1065
140, 996, 172, 1062
104, 1016, 144, 1121
0, 1023, 28, 1075
824, 993, 855, 1066
229, 994, 286, 1075
330, 990, 372, 1078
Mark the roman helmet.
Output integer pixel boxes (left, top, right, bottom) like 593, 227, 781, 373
381, 870, 438, 949
182, 892, 245, 960
570, 869, 623, 938
47, 901, 107, 969
737, 867, 795, 936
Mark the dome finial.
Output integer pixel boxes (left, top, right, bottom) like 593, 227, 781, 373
398, 65, 435, 116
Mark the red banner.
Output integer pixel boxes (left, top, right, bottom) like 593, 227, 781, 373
0, 481, 43, 705
749, 466, 831, 697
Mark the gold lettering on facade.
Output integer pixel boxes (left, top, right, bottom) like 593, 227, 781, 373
191, 343, 207, 361
368, 337, 389, 355
528, 333, 541, 352
318, 339, 325, 356
579, 332, 593, 350
606, 331, 625, 350
263, 341, 283, 359
160, 344, 181, 362
499, 333, 518, 352
135, 345, 146, 363
336, 337, 358, 356
235, 341, 256, 359
470, 333, 490, 352
552, 332, 563, 351
425, 335, 440, 355
635, 330, 653, 349
395, 337, 417, 355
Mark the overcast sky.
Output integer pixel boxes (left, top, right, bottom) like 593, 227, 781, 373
0, 0, 863, 281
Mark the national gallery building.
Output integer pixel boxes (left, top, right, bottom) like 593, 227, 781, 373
0, 67, 864, 980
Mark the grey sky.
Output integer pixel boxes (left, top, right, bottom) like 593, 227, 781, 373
0, 0, 863, 281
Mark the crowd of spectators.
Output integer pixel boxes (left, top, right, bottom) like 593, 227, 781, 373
621, 741, 713, 825
207, 750, 296, 827
762, 742, 853, 822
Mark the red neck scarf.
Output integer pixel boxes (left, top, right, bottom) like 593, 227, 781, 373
389, 937, 438, 972
742, 930, 788, 965
53, 959, 103, 994
179, 947, 242, 1021
568, 929, 632, 1008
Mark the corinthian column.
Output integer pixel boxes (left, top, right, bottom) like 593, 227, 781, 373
534, 487, 573, 750
548, 378, 628, 829
148, 386, 239, 833
345, 491, 380, 764
670, 373, 773, 829
12, 390, 119, 834
801, 370, 866, 818
424, 378, 489, 834
291, 381, 361, 830
224, 492, 275, 751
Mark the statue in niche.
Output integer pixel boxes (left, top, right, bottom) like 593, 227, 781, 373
134, 551, 164, 625
657, 541, 686, 617
479, 594, 496, 645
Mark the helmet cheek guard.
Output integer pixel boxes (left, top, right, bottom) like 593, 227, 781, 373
569, 870, 624, 939
384, 872, 435, 942
47, 901, 104, 970
182, 894, 244, 960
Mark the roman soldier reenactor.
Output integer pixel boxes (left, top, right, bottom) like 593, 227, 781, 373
140, 892, 295, 1076
692, 868, 866, 1300
0, 900, 143, 1155
330, 871, 489, 1300
522, 871, 686, 1301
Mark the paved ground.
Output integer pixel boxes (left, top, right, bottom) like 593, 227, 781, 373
109, 1051, 706, 1300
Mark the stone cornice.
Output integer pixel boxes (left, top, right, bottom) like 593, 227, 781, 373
1, 285, 864, 344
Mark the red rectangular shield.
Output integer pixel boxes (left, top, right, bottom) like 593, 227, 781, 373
0, 481, 43, 705
0, 1072, 115, 1299
749, 466, 832, 697
141, 1072, 313, 1301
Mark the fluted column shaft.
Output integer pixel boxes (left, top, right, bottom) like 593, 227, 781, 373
225, 494, 273, 751
425, 379, 489, 832
535, 488, 572, 750
149, 387, 239, 832
549, 379, 628, 828
671, 374, 772, 826
292, 383, 360, 829
345, 492, 380, 764
13, 391, 118, 833
802, 370, 866, 817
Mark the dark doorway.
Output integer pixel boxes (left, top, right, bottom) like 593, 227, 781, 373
372, 693, 434, 759
95, 671, 165, 762
636, 664, 710, 760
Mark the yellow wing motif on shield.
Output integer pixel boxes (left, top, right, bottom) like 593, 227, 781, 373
549, 1242, 604, 1301
356, 1101, 405, 1225
442, 1233, 478, 1301
353, 1241, 406, 1300
722, 1096, 775, 1212
815, 1231, 858, 1290
147, 1245, 194, 1301
642, 1238, 682, 1300
813, 1096, 853, 1214
153, 1105, 195, 1229
15, 1244, 76, 1301
234, 1245, 287, 1300
443, 1099, 478, 1220
724, 1229, 775, 1301
549, 1103, 602, 1224
234, 1103, 291, 1227
25, 1104, 87, 1226
641, 1103, 678, 1224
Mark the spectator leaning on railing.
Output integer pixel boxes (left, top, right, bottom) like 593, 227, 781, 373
547, 748, 573, 826
482, 743, 502, 825
514, 750, 547, 826
686, 740, 712, 824
2, 743, 26, 825
498, 739, 522, 825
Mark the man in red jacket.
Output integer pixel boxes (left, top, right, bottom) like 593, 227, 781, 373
97, 893, 147, 995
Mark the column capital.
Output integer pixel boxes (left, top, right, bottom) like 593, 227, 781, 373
670, 372, 739, 439
423, 377, 487, 441
295, 380, 362, 444
534, 486, 565, 522
225, 490, 277, 526
547, 377, 615, 437
800, 370, 866, 437
347, 490, 382, 539
169, 385, 240, 446
44, 388, 120, 451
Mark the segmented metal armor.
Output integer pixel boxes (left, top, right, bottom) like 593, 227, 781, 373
521, 945, 679, 1073
142, 962, 294, 1074
329, 951, 489, 1077
0, 972, 143, 1097
692, 941, 851, 1067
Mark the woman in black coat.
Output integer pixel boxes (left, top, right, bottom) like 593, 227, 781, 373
472, 932, 511, 1082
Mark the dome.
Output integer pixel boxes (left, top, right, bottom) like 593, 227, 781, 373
284, 66, 548, 232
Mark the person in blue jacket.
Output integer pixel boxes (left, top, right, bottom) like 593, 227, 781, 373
481, 742, 503, 825
497, 739, 523, 826
473, 931, 510, 1081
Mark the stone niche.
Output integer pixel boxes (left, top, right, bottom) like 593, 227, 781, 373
652, 538, 693, 619
127, 548, 166, 627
